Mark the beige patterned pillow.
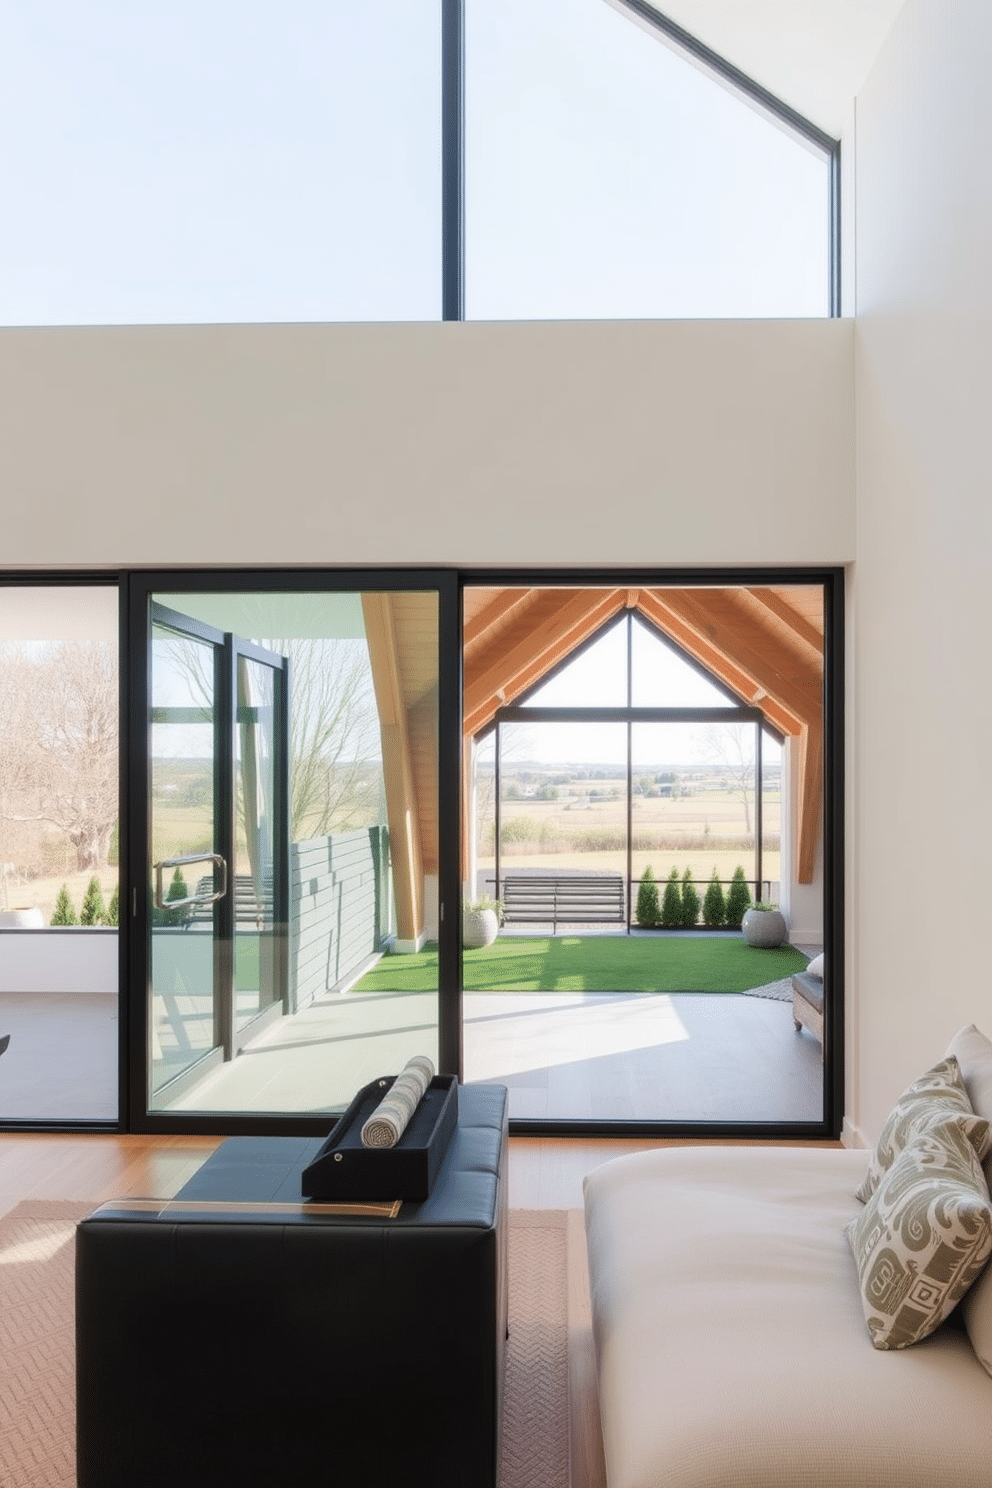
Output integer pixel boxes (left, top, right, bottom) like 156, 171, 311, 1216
855, 1055, 991, 1203
845, 1119, 992, 1350
945, 1025, 992, 1377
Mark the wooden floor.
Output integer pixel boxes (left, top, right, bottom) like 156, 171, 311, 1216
0, 1129, 840, 1222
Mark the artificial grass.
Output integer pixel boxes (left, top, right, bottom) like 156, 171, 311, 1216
352, 935, 810, 996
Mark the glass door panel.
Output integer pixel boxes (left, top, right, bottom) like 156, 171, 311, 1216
149, 616, 224, 1101
140, 585, 443, 1121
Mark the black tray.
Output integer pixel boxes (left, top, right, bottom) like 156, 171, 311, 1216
301, 1074, 458, 1201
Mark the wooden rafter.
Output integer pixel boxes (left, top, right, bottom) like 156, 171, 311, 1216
642, 589, 821, 727
634, 590, 804, 738
464, 588, 626, 736
362, 593, 425, 946
746, 587, 823, 657
463, 588, 534, 650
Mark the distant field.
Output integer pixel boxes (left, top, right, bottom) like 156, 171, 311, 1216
478, 781, 780, 884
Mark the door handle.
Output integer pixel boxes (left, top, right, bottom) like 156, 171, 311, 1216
153, 853, 228, 911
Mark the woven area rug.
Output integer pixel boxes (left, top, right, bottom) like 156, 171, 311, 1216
0, 1200, 570, 1488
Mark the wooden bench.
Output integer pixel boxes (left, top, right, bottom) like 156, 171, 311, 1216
501, 874, 625, 931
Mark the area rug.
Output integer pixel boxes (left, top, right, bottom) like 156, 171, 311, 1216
0, 1200, 570, 1488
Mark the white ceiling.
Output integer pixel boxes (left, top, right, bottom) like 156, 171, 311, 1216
625, 1, 907, 137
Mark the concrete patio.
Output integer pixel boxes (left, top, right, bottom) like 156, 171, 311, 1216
0, 978, 823, 1125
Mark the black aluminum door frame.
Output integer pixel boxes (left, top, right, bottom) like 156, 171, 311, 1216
125, 569, 461, 1136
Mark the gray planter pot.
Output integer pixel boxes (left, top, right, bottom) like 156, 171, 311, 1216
462, 908, 499, 950
741, 907, 787, 948
0, 907, 44, 929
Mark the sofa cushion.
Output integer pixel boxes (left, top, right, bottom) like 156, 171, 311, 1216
584, 1144, 992, 1488
846, 1119, 992, 1350
856, 1055, 991, 1204
945, 1025, 992, 1377
805, 952, 824, 978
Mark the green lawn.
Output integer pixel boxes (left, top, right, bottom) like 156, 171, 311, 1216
352, 935, 810, 996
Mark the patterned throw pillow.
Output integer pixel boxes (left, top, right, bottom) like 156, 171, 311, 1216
845, 1120, 992, 1350
855, 1055, 991, 1203
945, 1025, 992, 1377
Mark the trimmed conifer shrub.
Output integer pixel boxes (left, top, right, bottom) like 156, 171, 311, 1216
680, 866, 700, 928
725, 865, 752, 929
702, 868, 726, 927
80, 875, 107, 926
51, 884, 78, 926
105, 883, 120, 928
163, 866, 190, 927
660, 866, 683, 928
635, 866, 661, 927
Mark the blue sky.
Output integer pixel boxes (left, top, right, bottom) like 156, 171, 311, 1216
0, 0, 829, 325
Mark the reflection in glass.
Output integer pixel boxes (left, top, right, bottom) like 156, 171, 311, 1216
147, 591, 440, 1116
0, 584, 119, 1123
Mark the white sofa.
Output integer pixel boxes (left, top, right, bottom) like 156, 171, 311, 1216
583, 1026, 992, 1488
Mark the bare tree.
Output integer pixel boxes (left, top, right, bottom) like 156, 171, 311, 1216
284, 638, 381, 840
170, 635, 382, 841
0, 641, 118, 874
698, 722, 756, 835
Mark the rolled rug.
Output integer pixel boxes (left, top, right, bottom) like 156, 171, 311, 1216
361, 1055, 435, 1148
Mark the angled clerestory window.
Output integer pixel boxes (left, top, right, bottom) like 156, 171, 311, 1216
464, 0, 836, 318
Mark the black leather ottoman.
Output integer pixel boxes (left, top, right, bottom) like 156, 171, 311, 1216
76, 1083, 509, 1488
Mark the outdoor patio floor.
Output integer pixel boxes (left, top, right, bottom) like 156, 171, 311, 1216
0, 978, 824, 1125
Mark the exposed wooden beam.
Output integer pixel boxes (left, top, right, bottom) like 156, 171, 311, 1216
463, 588, 535, 650
795, 720, 823, 885
464, 589, 626, 736
746, 587, 823, 656
644, 589, 821, 727
635, 591, 803, 738
362, 593, 424, 946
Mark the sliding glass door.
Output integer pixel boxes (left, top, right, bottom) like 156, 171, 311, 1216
148, 604, 289, 1106
129, 573, 458, 1132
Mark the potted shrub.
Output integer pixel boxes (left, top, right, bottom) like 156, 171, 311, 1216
741, 901, 787, 948
462, 895, 503, 950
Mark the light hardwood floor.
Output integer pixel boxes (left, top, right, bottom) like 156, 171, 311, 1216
0, 1129, 840, 1220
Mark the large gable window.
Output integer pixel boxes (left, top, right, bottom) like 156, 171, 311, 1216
0, 1, 838, 326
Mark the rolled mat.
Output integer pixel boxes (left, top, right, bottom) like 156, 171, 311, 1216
360, 1055, 435, 1148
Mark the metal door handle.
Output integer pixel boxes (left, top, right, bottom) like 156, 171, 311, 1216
153, 853, 228, 911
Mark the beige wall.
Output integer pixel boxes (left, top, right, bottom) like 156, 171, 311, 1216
1, 319, 853, 569
851, 0, 992, 1142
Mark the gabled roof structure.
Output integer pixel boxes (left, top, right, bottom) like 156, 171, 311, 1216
463, 585, 823, 882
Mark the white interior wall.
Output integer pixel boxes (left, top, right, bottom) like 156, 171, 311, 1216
2, 320, 852, 569
2, 310, 854, 1122
852, 0, 992, 1143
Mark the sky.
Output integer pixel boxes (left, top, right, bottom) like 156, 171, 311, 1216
0, 0, 830, 325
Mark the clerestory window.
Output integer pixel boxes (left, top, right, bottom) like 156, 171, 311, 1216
0, 1, 838, 327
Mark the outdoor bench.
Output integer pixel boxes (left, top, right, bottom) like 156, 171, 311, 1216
500, 874, 625, 929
